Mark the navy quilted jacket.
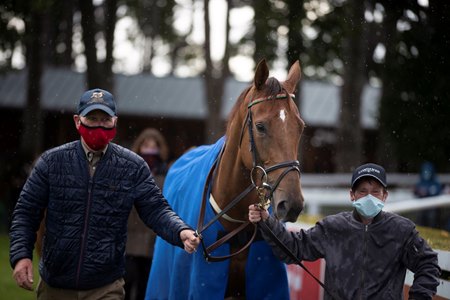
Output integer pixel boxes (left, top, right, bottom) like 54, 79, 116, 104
9, 141, 191, 290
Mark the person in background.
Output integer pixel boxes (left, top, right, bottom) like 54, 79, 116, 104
249, 163, 440, 299
131, 128, 169, 178
125, 128, 170, 300
2, 156, 33, 232
9, 88, 199, 300
414, 161, 443, 228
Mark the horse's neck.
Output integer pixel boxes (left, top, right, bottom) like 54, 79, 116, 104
213, 144, 248, 197
211, 138, 257, 227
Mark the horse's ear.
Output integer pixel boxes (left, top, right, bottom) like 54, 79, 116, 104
254, 59, 269, 90
284, 60, 302, 94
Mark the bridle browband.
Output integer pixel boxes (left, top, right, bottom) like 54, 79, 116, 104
195, 91, 301, 262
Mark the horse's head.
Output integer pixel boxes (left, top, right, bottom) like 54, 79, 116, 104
239, 59, 305, 222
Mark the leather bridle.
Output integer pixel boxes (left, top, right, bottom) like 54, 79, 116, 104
195, 92, 301, 262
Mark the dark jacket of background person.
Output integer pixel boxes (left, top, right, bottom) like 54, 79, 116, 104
125, 128, 170, 300
414, 162, 442, 199
9, 140, 190, 290
261, 210, 440, 299
413, 161, 443, 228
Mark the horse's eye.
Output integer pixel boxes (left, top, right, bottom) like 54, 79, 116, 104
255, 123, 266, 134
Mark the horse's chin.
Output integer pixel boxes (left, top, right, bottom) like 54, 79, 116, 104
277, 211, 301, 223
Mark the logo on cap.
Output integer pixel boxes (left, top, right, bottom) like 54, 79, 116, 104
88, 92, 105, 104
77, 88, 116, 117
351, 163, 387, 188
358, 167, 381, 175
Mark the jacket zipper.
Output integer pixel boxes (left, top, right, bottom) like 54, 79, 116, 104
359, 224, 369, 300
75, 176, 94, 287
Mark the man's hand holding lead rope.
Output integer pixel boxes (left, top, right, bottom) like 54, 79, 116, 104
180, 229, 200, 253
248, 204, 269, 223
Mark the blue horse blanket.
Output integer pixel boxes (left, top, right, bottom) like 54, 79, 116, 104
145, 137, 289, 300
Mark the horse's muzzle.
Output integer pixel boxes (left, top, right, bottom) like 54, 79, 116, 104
275, 198, 304, 222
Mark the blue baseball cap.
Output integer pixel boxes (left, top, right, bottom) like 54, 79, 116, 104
351, 163, 387, 188
77, 88, 116, 117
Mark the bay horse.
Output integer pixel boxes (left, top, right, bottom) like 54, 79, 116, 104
146, 59, 305, 300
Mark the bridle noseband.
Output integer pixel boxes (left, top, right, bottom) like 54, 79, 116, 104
195, 92, 301, 262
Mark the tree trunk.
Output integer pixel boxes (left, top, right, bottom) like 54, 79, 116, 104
286, 0, 304, 69
376, 1, 403, 171
79, 0, 116, 92
61, 0, 75, 66
21, 10, 44, 160
286, 0, 305, 164
143, 37, 153, 73
334, 0, 367, 172
252, 0, 276, 63
79, 0, 102, 89
103, 0, 117, 92
41, 8, 56, 65
203, 0, 230, 144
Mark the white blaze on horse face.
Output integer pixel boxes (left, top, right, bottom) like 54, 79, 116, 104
279, 109, 287, 122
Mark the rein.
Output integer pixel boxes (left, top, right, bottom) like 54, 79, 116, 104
195, 150, 257, 262
258, 220, 343, 300
195, 92, 301, 262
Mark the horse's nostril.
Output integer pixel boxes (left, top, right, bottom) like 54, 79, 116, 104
286, 205, 303, 222
276, 200, 288, 219
276, 199, 303, 222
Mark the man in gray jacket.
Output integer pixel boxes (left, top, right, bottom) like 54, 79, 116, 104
249, 163, 440, 299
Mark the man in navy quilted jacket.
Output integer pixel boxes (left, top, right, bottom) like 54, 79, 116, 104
9, 88, 200, 299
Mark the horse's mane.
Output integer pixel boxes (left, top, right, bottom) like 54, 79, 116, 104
266, 77, 284, 95
225, 86, 250, 135
225, 77, 285, 136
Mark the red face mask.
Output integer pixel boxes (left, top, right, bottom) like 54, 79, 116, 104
78, 122, 116, 151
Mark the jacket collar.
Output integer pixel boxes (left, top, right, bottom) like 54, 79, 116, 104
352, 209, 384, 224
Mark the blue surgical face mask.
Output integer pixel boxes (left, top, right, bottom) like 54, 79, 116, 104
352, 194, 385, 219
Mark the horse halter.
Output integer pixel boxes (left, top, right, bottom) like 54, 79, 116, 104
196, 91, 302, 262
242, 92, 301, 207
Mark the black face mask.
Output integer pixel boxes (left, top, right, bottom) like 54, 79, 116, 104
141, 153, 163, 174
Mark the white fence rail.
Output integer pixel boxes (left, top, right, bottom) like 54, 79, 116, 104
303, 187, 417, 215
385, 194, 450, 213
300, 173, 450, 215
300, 173, 450, 188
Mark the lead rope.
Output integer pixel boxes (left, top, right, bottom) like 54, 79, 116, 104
257, 220, 343, 300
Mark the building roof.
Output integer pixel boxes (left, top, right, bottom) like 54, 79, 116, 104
0, 67, 381, 128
